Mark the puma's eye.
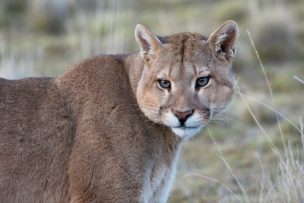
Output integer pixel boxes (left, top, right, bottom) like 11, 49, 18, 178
196, 76, 210, 89
158, 79, 171, 90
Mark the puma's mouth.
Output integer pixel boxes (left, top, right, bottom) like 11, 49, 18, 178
162, 111, 204, 138
171, 125, 203, 139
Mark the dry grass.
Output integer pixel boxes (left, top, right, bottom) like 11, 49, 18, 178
0, 0, 303, 202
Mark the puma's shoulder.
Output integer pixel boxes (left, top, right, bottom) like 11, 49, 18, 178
55, 54, 135, 112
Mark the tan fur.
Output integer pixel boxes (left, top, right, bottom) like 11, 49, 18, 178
0, 21, 238, 203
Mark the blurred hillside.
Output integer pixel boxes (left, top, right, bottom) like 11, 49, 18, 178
0, 0, 303, 202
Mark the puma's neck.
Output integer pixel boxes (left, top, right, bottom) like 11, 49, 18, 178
123, 53, 145, 96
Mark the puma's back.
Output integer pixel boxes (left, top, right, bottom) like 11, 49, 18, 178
0, 77, 75, 202
0, 21, 238, 203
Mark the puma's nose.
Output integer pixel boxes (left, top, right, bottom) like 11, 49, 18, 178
173, 109, 194, 125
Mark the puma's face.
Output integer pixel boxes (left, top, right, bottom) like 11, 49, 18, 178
135, 21, 239, 139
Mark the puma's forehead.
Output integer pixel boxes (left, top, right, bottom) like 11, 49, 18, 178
152, 33, 213, 80
159, 32, 208, 44
158, 32, 210, 62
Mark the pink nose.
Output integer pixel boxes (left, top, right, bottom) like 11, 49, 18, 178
172, 109, 194, 125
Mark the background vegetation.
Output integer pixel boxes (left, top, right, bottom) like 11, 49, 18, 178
0, 0, 303, 202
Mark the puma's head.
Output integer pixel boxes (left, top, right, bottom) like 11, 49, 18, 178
134, 21, 239, 139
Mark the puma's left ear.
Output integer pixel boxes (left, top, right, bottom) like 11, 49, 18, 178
135, 24, 162, 63
208, 20, 239, 60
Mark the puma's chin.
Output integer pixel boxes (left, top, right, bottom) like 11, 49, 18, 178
171, 125, 203, 139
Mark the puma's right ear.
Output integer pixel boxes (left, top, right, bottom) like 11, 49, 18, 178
135, 24, 162, 62
208, 20, 239, 60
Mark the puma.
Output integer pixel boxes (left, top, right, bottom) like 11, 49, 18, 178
0, 21, 238, 203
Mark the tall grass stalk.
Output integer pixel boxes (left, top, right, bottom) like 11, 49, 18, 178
207, 127, 250, 203
246, 30, 287, 155
183, 173, 235, 196
233, 31, 304, 202
294, 76, 304, 85
235, 91, 301, 134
